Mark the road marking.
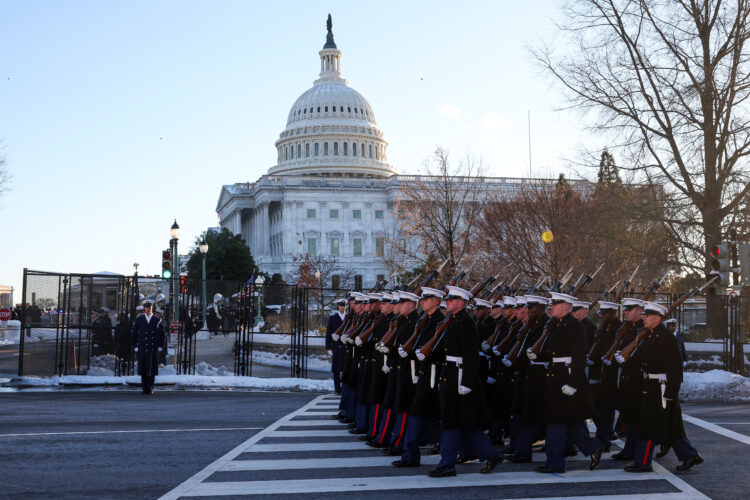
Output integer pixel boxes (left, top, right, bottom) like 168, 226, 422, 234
0, 427, 263, 438
158, 395, 326, 500
179, 470, 666, 496
247, 441, 365, 452
268, 429, 351, 437
222, 455, 443, 471
682, 413, 750, 446
295, 411, 339, 415
277, 420, 346, 427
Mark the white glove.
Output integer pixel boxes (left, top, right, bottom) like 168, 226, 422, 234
158, 347, 163, 352
586, 358, 594, 366
602, 358, 612, 366
683, 361, 687, 367
382, 365, 390, 373
492, 346, 501, 356
487, 376, 496, 384
502, 358, 512, 367
561, 384, 577, 396
398, 347, 408, 358
614, 353, 625, 365
327, 349, 332, 356
415, 351, 425, 361
481, 341, 490, 352
332, 334, 340, 341
355, 337, 363, 346
458, 385, 472, 395
134, 347, 138, 352
527, 351, 537, 361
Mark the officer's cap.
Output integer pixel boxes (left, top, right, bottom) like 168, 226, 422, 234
642, 301, 667, 317
549, 292, 576, 305
444, 286, 472, 301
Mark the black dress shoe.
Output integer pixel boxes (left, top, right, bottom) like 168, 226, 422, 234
611, 451, 633, 460
365, 440, 385, 448
358, 434, 374, 441
331, 412, 343, 419
480, 455, 503, 474
505, 454, 532, 463
535, 465, 564, 473
590, 444, 605, 470
565, 450, 578, 457
425, 444, 440, 454
339, 417, 354, 424
456, 455, 478, 464
676, 453, 704, 471
655, 444, 671, 458
392, 459, 420, 467
624, 464, 653, 473
346, 423, 357, 429
381, 447, 403, 456
348, 428, 367, 435
601, 442, 612, 453
428, 466, 456, 477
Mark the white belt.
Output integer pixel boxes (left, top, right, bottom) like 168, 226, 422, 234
530, 361, 549, 367
446, 355, 463, 364
552, 357, 572, 364
645, 373, 667, 381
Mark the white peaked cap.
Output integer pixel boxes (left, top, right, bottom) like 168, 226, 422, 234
572, 300, 591, 309
525, 295, 549, 306
514, 296, 527, 306
502, 296, 516, 307
473, 298, 493, 308
621, 298, 646, 309
597, 301, 619, 311
399, 291, 420, 302
445, 285, 473, 301
549, 292, 576, 304
420, 287, 445, 299
643, 301, 668, 316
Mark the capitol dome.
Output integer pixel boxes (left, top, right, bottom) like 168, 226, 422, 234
269, 16, 395, 177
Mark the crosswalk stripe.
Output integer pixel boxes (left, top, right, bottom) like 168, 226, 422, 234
277, 420, 345, 427
268, 429, 351, 437
295, 411, 338, 416
246, 441, 364, 452
221, 456, 443, 471
180, 469, 665, 496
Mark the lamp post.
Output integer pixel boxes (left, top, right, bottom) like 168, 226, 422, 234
254, 275, 264, 326
199, 238, 208, 329
169, 220, 181, 337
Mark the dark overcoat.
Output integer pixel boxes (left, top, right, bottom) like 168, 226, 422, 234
438, 308, 491, 430
589, 317, 622, 411
540, 313, 594, 424
392, 310, 420, 413
520, 315, 551, 426
615, 320, 644, 423
631, 323, 686, 443
325, 312, 347, 373
131, 314, 166, 377
408, 310, 444, 418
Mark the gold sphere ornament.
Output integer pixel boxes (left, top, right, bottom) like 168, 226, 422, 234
541, 231, 554, 243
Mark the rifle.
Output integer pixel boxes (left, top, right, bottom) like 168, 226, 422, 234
397, 266, 468, 357
415, 274, 498, 360
585, 281, 622, 360
480, 274, 537, 352
525, 264, 604, 359
601, 271, 669, 364
341, 279, 388, 343
503, 316, 544, 364
617, 276, 718, 363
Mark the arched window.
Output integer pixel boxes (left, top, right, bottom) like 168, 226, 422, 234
317, 106, 320, 112
310, 107, 313, 113
305, 143, 310, 157
343, 143, 348, 156
285, 146, 288, 161
290, 146, 294, 159
303, 108, 306, 114
297, 144, 301, 158
315, 143, 319, 156
334, 142, 339, 156
368, 144, 373, 158
324, 142, 329, 155
352, 142, 357, 157
325, 106, 328, 112
361, 143, 365, 157
354, 108, 358, 114
375, 145, 379, 160
333, 106, 336, 112
348, 106, 351, 112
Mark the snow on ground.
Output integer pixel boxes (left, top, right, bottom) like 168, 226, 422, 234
251, 350, 331, 372
681, 369, 750, 402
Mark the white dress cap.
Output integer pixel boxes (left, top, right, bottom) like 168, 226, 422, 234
572, 301, 591, 309
445, 285, 473, 301
597, 301, 619, 311
514, 296, 527, 307
502, 296, 516, 307
399, 291, 420, 302
420, 287, 445, 299
642, 301, 668, 316
473, 298, 494, 308
525, 295, 549, 306
621, 298, 646, 309
549, 292, 576, 304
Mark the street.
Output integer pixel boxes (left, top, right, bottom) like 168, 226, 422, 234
0, 390, 747, 499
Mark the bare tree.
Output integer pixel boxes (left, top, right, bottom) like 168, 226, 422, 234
536, 0, 750, 278
0, 147, 10, 203
395, 147, 487, 278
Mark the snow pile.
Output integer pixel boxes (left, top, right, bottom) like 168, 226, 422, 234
86, 355, 118, 376
195, 361, 230, 376
680, 369, 750, 402
251, 350, 331, 372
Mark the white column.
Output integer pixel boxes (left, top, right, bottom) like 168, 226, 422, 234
261, 203, 270, 256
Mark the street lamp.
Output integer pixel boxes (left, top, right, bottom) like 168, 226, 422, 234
199, 238, 208, 328
169, 220, 180, 347
255, 275, 265, 326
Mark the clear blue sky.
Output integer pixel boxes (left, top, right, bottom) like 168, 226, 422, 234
0, 0, 598, 299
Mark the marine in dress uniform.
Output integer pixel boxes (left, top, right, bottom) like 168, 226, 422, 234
130, 301, 166, 394
340, 294, 365, 423
428, 285, 502, 478
363, 293, 395, 445
528, 292, 605, 473
326, 298, 348, 395
615, 302, 703, 472
391, 287, 445, 468
488, 297, 519, 447
586, 301, 621, 450
571, 301, 596, 352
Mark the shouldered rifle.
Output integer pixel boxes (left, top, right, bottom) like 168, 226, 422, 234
415, 274, 498, 361
601, 270, 669, 364
585, 281, 621, 360
617, 276, 718, 363
504, 316, 544, 365
481, 275, 540, 352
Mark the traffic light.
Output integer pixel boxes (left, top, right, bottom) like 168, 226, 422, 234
709, 243, 730, 286
739, 243, 750, 286
161, 250, 173, 279
180, 275, 188, 294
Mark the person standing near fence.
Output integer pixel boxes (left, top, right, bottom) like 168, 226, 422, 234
326, 298, 348, 394
131, 300, 166, 394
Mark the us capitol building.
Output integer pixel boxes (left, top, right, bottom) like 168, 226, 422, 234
216, 17, 536, 288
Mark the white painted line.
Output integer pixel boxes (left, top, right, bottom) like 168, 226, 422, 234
181, 469, 663, 496
504, 494, 699, 500
0, 427, 262, 438
277, 420, 346, 427
247, 441, 364, 452
222, 455, 442, 471
158, 395, 327, 500
268, 429, 351, 437
682, 413, 750, 446
295, 411, 339, 416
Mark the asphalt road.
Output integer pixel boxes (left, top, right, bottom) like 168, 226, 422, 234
1, 391, 748, 499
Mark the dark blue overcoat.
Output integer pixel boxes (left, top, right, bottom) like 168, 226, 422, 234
131, 314, 166, 377
325, 312, 347, 372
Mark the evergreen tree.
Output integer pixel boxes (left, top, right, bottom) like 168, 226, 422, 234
185, 228, 258, 283
597, 149, 621, 185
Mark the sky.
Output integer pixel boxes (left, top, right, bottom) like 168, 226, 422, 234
0, 0, 600, 300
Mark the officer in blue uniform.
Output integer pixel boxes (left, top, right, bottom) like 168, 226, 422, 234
326, 298, 348, 395
131, 300, 166, 394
